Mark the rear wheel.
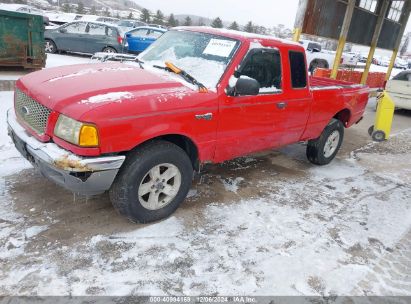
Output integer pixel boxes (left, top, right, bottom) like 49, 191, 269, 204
307, 118, 344, 165
45, 39, 57, 54
109, 141, 193, 223
102, 46, 117, 53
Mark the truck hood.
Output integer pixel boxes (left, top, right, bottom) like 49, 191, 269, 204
17, 62, 193, 119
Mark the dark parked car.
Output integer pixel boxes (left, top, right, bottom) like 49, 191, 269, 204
125, 26, 167, 54
44, 21, 124, 54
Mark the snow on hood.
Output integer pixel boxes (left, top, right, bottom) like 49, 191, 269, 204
79, 92, 134, 104
47, 66, 134, 83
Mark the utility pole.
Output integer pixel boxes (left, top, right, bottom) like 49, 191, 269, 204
360, 0, 390, 84
330, 0, 355, 79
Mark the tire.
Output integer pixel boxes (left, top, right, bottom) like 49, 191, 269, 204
102, 46, 117, 53
371, 130, 386, 142
306, 118, 344, 166
45, 39, 57, 54
109, 140, 193, 223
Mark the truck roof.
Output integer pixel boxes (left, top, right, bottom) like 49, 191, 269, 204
174, 26, 303, 50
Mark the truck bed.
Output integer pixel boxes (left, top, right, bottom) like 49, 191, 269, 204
300, 76, 370, 142
309, 76, 364, 91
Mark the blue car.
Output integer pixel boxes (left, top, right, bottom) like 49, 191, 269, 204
125, 26, 167, 54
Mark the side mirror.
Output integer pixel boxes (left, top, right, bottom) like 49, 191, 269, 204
126, 33, 131, 38
234, 77, 260, 96
59, 28, 67, 34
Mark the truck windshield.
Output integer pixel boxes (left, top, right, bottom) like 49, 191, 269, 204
140, 30, 240, 89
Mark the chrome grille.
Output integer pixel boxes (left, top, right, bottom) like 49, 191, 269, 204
15, 89, 51, 135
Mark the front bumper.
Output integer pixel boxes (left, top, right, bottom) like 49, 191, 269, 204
7, 109, 125, 196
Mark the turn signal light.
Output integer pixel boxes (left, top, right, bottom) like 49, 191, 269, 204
79, 125, 99, 147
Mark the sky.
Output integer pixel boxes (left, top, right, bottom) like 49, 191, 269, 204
133, 0, 300, 28
134, 0, 411, 32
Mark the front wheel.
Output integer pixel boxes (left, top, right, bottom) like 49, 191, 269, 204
45, 39, 57, 53
306, 118, 344, 165
109, 141, 193, 223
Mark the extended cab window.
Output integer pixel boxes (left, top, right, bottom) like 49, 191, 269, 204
289, 51, 307, 88
235, 48, 282, 94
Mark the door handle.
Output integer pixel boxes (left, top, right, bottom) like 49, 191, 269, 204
195, 113, 213, 121
276, 102, 287, 109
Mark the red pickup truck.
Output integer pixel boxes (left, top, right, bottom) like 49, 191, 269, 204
7, 27, 369, 223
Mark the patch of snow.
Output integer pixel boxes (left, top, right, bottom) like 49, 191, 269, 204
141, 64, 198, 92
80, 92, 134, 104
47, 66, 133, 82
0, 92, 31, 182
309, 158, 366, 181
25, 225, 49, 238
176, 26, 301, 47
311, 86, 344, 91
187, 189, 198, 198
142, 48, 227, 90
221, 177, 245, 193
259, 87, 282, 93
249, 41, 279, 51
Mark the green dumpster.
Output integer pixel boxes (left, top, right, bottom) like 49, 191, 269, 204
0, 9, 46, 69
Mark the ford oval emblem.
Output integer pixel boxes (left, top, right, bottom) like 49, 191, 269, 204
21, 106, 30, 116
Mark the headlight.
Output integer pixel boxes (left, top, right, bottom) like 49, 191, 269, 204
54, 114, 99, 147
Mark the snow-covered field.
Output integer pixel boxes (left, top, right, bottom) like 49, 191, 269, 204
0, 53, 411, 296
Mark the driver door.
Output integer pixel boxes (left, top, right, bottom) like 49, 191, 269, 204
215, 48, 287, 162
55, 22, 87, 52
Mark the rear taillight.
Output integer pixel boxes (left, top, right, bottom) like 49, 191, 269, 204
117, 35, 123, 44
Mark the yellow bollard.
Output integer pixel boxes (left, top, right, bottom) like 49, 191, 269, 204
368, 91, 395, 142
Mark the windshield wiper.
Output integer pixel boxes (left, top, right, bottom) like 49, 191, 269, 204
155, 62, 208, 93
93, 53, 145, 69
135, 57, 145, 69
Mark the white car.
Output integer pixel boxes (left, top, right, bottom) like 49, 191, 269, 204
44, 11, 82, 26
300, 40, 358, 73
380, 56, 391, 67
395, 57, 408, 70
386, 70, 411, 110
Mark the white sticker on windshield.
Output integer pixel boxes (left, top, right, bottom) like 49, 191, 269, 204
203, 39, 236, 58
